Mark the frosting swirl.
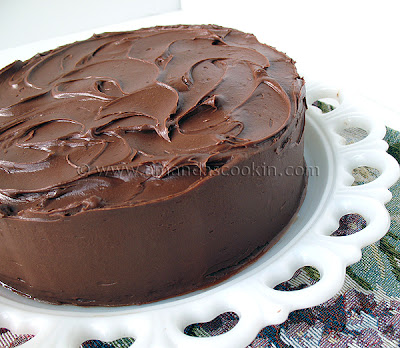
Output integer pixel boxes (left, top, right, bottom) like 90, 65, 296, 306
0, 25, 302, 220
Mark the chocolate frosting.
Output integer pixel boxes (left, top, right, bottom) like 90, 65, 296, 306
0, 25, 307, 306
0, 25, 300, 220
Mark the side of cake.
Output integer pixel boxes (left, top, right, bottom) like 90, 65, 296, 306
0, 25, 307, 305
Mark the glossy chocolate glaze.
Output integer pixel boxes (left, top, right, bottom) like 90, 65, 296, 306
0, 25, 307, 305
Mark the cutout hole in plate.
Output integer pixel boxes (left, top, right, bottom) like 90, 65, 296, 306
184, 312, 239, 337
0, 327, 34, 347
337, 127, 369, 145
273, 266, 321, 292
311, 98, 339, 114
330, 213, 367, 237
352, 166, 381, 186
81, 337, 135, 347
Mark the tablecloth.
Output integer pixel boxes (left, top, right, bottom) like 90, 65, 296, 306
1, 115, 399, 348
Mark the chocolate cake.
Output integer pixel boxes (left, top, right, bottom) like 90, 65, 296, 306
0, 25, 307, 306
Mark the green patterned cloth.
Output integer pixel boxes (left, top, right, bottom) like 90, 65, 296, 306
1, 126, 400, 348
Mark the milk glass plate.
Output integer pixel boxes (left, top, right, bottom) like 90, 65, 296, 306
0, 82, 399, 348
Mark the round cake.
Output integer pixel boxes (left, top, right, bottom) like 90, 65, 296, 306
0, 25, 307, 306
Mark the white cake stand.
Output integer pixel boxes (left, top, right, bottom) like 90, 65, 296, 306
0, 82, 399, 348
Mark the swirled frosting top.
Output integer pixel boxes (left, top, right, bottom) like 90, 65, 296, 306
0, 25, 303, 220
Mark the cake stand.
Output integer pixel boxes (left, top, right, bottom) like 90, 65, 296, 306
0, 81, 399, 348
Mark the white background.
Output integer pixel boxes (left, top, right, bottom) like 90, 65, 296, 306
0, 0, 399, 130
